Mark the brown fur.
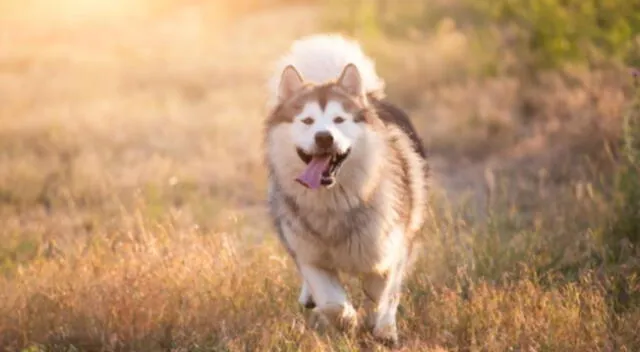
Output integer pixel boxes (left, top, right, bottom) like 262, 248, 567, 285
264, 36, 429, 345
265, 90, 428, 254
265, 82, 381, 130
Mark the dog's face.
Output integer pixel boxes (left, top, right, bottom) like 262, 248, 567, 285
266, 64, 383, 190
291, 97, 357, 163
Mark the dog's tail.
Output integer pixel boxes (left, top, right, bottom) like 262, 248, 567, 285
266, 33, 385, 108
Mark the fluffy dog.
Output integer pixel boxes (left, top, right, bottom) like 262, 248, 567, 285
264, 34, 429, 345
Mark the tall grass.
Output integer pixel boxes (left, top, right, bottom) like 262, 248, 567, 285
1, 0, 640, 350
606, 72, 640, 260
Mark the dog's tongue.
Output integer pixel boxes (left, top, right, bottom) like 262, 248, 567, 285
296, 155, 331, 189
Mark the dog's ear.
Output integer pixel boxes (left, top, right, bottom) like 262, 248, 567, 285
278, 65, 304, 102
337, 63, 363, 97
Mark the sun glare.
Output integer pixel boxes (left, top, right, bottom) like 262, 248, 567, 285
0, 0, 178, 25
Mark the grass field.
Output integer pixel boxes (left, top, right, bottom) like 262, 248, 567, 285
1, 1, 639, 351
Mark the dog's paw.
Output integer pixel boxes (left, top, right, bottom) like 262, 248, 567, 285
313, 303, 358, 335
373, 324, 399, 349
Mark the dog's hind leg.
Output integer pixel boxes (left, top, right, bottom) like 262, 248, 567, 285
299, 264, 358, 333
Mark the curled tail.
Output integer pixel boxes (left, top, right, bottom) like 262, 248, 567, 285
266, 33, 385, 108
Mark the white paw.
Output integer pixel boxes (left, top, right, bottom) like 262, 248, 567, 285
373, 323, 398, 347
313, 303, 358, 333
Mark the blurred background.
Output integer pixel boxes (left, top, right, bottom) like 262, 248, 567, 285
1, 0, 639, 351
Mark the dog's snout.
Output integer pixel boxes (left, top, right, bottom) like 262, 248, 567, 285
314, 131, 334, 149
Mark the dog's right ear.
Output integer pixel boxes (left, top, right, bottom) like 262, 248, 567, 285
278, 65, 304, 102
337, 63, 363, 97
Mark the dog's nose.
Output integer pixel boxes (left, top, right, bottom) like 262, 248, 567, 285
314, 131, 334, 149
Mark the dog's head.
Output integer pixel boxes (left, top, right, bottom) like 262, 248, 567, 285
266, 63, 384, 190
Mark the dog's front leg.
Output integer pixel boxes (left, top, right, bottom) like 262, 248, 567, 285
361, 261, 406, 346
299, 264, 358, 333
297, 279, 315, 308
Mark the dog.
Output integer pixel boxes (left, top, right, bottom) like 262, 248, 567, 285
263, 34, 429, 346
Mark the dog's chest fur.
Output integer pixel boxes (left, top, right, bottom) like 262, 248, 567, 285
267, 132, 418, 274
270, 180, 402, 273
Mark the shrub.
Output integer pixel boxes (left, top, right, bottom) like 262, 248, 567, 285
472, 0, 640, 69
607, 72, 640, 259
322, 0, 640, 71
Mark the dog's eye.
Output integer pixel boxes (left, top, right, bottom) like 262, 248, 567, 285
334, 116, 345, 124
301, 117, 314, 125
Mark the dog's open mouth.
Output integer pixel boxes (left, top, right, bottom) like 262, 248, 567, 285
295, 148, 350, 189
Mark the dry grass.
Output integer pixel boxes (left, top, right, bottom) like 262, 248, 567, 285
1, 1, 639, 351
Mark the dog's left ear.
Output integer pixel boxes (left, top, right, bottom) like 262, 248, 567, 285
337, 63, 363, 97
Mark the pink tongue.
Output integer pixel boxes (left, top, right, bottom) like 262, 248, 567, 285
296, 155, 331, 189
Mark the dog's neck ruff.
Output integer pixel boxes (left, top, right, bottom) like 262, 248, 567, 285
269, 173, 389, 242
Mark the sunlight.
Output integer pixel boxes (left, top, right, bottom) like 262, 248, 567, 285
0, 0, 185, 24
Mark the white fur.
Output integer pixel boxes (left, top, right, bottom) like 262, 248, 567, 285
266, 34, 427, 344
291, 100, 361, 155
297, 280, 313, 306
267, 33, 385, 109
301, 264, 358, 331
267, 122, 386, 210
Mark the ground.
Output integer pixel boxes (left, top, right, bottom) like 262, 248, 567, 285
1, 2, 638, 352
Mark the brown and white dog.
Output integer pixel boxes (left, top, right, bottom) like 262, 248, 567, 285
264, 34, 429, 345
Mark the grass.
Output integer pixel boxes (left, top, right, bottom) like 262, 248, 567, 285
1, 1, 639, 351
